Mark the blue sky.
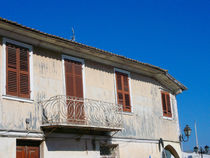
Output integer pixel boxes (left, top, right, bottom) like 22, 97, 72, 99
1, 0, 209, 151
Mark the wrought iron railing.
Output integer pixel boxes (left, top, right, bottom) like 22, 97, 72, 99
40, 95, 123, 130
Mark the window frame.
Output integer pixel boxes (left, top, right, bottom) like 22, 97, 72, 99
114, 68, 133, 113
2, 38, 34, 102
161, 91, 173, 118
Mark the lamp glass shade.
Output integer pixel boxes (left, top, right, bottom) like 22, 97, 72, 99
194, 146, 198, 153
205, 145, 209, 153
184, 125, 191, 137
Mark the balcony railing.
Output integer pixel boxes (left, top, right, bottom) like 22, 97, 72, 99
40, 95, 123, 131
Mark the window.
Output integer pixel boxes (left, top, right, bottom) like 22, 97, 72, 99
161, 91, 172, 117
100, 144, 118, 158
6, 42, 30, 98
115, 70, 131, 112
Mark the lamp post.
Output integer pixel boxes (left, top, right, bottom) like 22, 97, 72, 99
194, 145, 209, 158
179, 125, 192, 142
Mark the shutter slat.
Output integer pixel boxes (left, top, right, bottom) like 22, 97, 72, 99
75, 76, 83, 98
66, 74, 74, 96
7, 45, 17, 69
20, 47, 28, 71
7, 71, 18, 94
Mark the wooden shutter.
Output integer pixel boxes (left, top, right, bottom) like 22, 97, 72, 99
161, 91, 172, 117
65, 59, 84, 123
166, 93, 172, 117
65, 59, 83, 98
19, 47, 30, 98
161, 93, 167, 115
116, 71, 131, 112
6, 44, 18, 96
6, 43, 30, 98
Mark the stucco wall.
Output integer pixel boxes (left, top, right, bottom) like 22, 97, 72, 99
116, 72, 180, 141
0, 36, 180, 142
0, 136, 182, 158
0, 137, 16, 158
43, 137, 100, 158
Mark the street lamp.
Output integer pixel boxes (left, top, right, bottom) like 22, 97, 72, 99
194, 145, 209, 158
180, 125, 191, 142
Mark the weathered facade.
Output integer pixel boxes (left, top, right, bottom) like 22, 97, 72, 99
0, 17, 187, 158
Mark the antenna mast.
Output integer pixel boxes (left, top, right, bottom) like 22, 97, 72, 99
195, 121, 199, 148
71, 27, 75, 41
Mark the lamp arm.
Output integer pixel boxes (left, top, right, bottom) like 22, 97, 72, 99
179, 134, 189, 142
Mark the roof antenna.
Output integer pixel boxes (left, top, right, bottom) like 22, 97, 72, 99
71, 27, 75, 41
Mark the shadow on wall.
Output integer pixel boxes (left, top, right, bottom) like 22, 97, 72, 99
45, 137, 104, 152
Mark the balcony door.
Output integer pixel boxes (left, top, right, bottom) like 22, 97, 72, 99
64, 58, 85, 123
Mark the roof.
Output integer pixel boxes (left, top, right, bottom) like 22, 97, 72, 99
0, 17, 187, 94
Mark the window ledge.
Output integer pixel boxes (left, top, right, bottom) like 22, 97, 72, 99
122, 112, 134, 116
163, 116, 173, 121
2, 95, 34, 103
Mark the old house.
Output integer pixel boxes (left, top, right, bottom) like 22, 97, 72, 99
0, 17, 187, 158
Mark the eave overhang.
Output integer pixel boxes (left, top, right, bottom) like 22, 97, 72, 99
0, 17, 187, 94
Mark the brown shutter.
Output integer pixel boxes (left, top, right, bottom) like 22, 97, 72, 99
27, 147, 40, 158
123, 74, 131, 112
161, 92, 167, 114
65, 59, 83, 98
65, 59, 84, 123
6, 43, 30, 98
65, 59, 74, 97
166, 93, 172, 117
116, 71, 131, 112
161, 92, 172, 117
6, 44, 18, 96
19, 47, 30, 98
16, 146, 25, 158
74, 62, 83, 98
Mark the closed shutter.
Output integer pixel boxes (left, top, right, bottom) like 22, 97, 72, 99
19, 47, 30, 98
161, 93, 167, 115
166, 93, 172, 117
65, 59, 84, 122
65, 59, 74, 97
161, 92, 172, 117
65, 59, 83, 98
6, 44, 18, 96
116, 71, 131, 112
6, 43, 30, 98
74, 61, 83, 98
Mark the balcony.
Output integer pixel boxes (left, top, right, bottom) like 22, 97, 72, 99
40, 95, 123, 132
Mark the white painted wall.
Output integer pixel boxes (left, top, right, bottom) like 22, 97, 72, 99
0, 137, 16, 158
